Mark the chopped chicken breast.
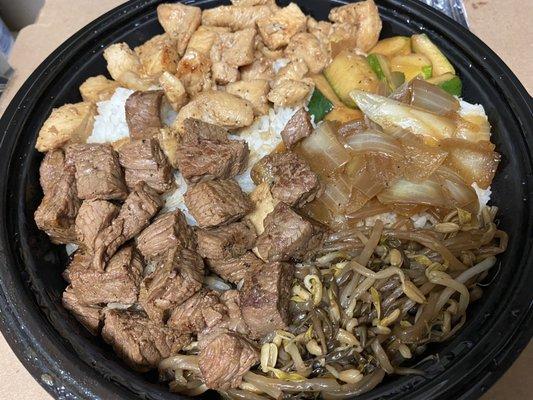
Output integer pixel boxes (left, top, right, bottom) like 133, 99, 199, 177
157, 3, 202, 55
257, 3, 307, 50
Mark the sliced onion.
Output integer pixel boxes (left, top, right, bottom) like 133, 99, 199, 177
351, 90, 456, 145
440, 138, 500, 189
434, 166, 479, 213
295, 121, 351, 178
410, 79, 459, 116
397, 131, 448, 181
377, 178, 448, 208
344, 130, 404, 159
320, 174, 353, 213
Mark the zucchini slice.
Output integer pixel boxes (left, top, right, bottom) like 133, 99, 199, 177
411, 34, 455, 76
427, 73, 463, 96
368, 53, 405, 90
390, 54, 432, 82
324, 50, 379, 108
307, 89, 334, 122
370, 36, 411, 57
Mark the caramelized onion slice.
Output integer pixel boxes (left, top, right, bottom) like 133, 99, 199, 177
344, 130, 404, 159
377, 178, 448, 208
410, 79, 459, 116
440, 138, 500, 189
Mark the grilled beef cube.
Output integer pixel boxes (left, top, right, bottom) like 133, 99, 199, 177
167, 289, 228, 334
63, 250, 93, 283
118, 139, 173, 193
62, 286, 102, 335
69, 246, 143, 305
139, 248, 204, 322
93, 183, 162, 269
251, 151, 321, 207
35, 169, 80, 244
39, 149, 71, 195
136, 210, 196, 261
255, 202, 324, 262
206, 251, 263, 284
184, 179, 252, 227
196, 220, 256, 260
75, 200, 119, 251
240, 261, 293, 339
66, 143, 127, 201
102, 309, 191, 372
281, 108, 312, 149
125, 90, 164, 139
176, 119, 249, 183
198, 331, 258, 390
218, 290, 250, 336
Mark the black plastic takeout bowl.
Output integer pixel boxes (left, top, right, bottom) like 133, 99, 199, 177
0, 0, 532, 399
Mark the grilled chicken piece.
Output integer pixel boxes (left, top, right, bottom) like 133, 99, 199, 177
230, 0, 275, 5
187, 26, 230, 56
35, 102, 96, 152
226, 79, 270, 116
211, 28, 256, 68
202, 5, 273, 31
156, 3, 202, 55
285, 32, 330, 74
158, 72, 188, 112
79, 75, 120, 103
173, 91, 254, 131
103, 42, 144, 82
134, 33, 178, 77
240, 57, 274, 81
328, 0, 382, 52
268, 79, 313, 107
256, 3, 307, 50
175, 50, 215, 96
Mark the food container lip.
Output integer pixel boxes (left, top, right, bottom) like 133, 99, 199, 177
0, 1, 531, 399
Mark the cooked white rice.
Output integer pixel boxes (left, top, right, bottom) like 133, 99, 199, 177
88, 87, 133, 143
85, 88, 493, 230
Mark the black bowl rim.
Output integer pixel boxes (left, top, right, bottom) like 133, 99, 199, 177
0, 0, 532, 399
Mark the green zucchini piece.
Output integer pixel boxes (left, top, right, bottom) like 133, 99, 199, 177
324, 50, 379, 108
307, 88, 334, 122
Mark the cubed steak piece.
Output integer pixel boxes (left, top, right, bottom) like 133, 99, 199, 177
281, 108, 313, 148
94, 183, 162, 269
255, 203, 324, 262
137, 210, 196, 261
35, 168, 80, 244
206, 251, 263, 284
184, 179, 253, 227
62, 286, 102, 335
102, 309, 191, 371
176, 118, 249, 182
75, 200, 119, 251
240, 261, 293, 339
66, 143, 127, 201
198, 332, 259, 390
118, 139, 173, 193
167, 289, 228, 334
251, 151, 321, 207
139, 248, 204, 322
69, 246, 143, 305
63, 250, 93, 283
125, 90, 164, 139
196, 220, 256, 260
39, 149, 71, 195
